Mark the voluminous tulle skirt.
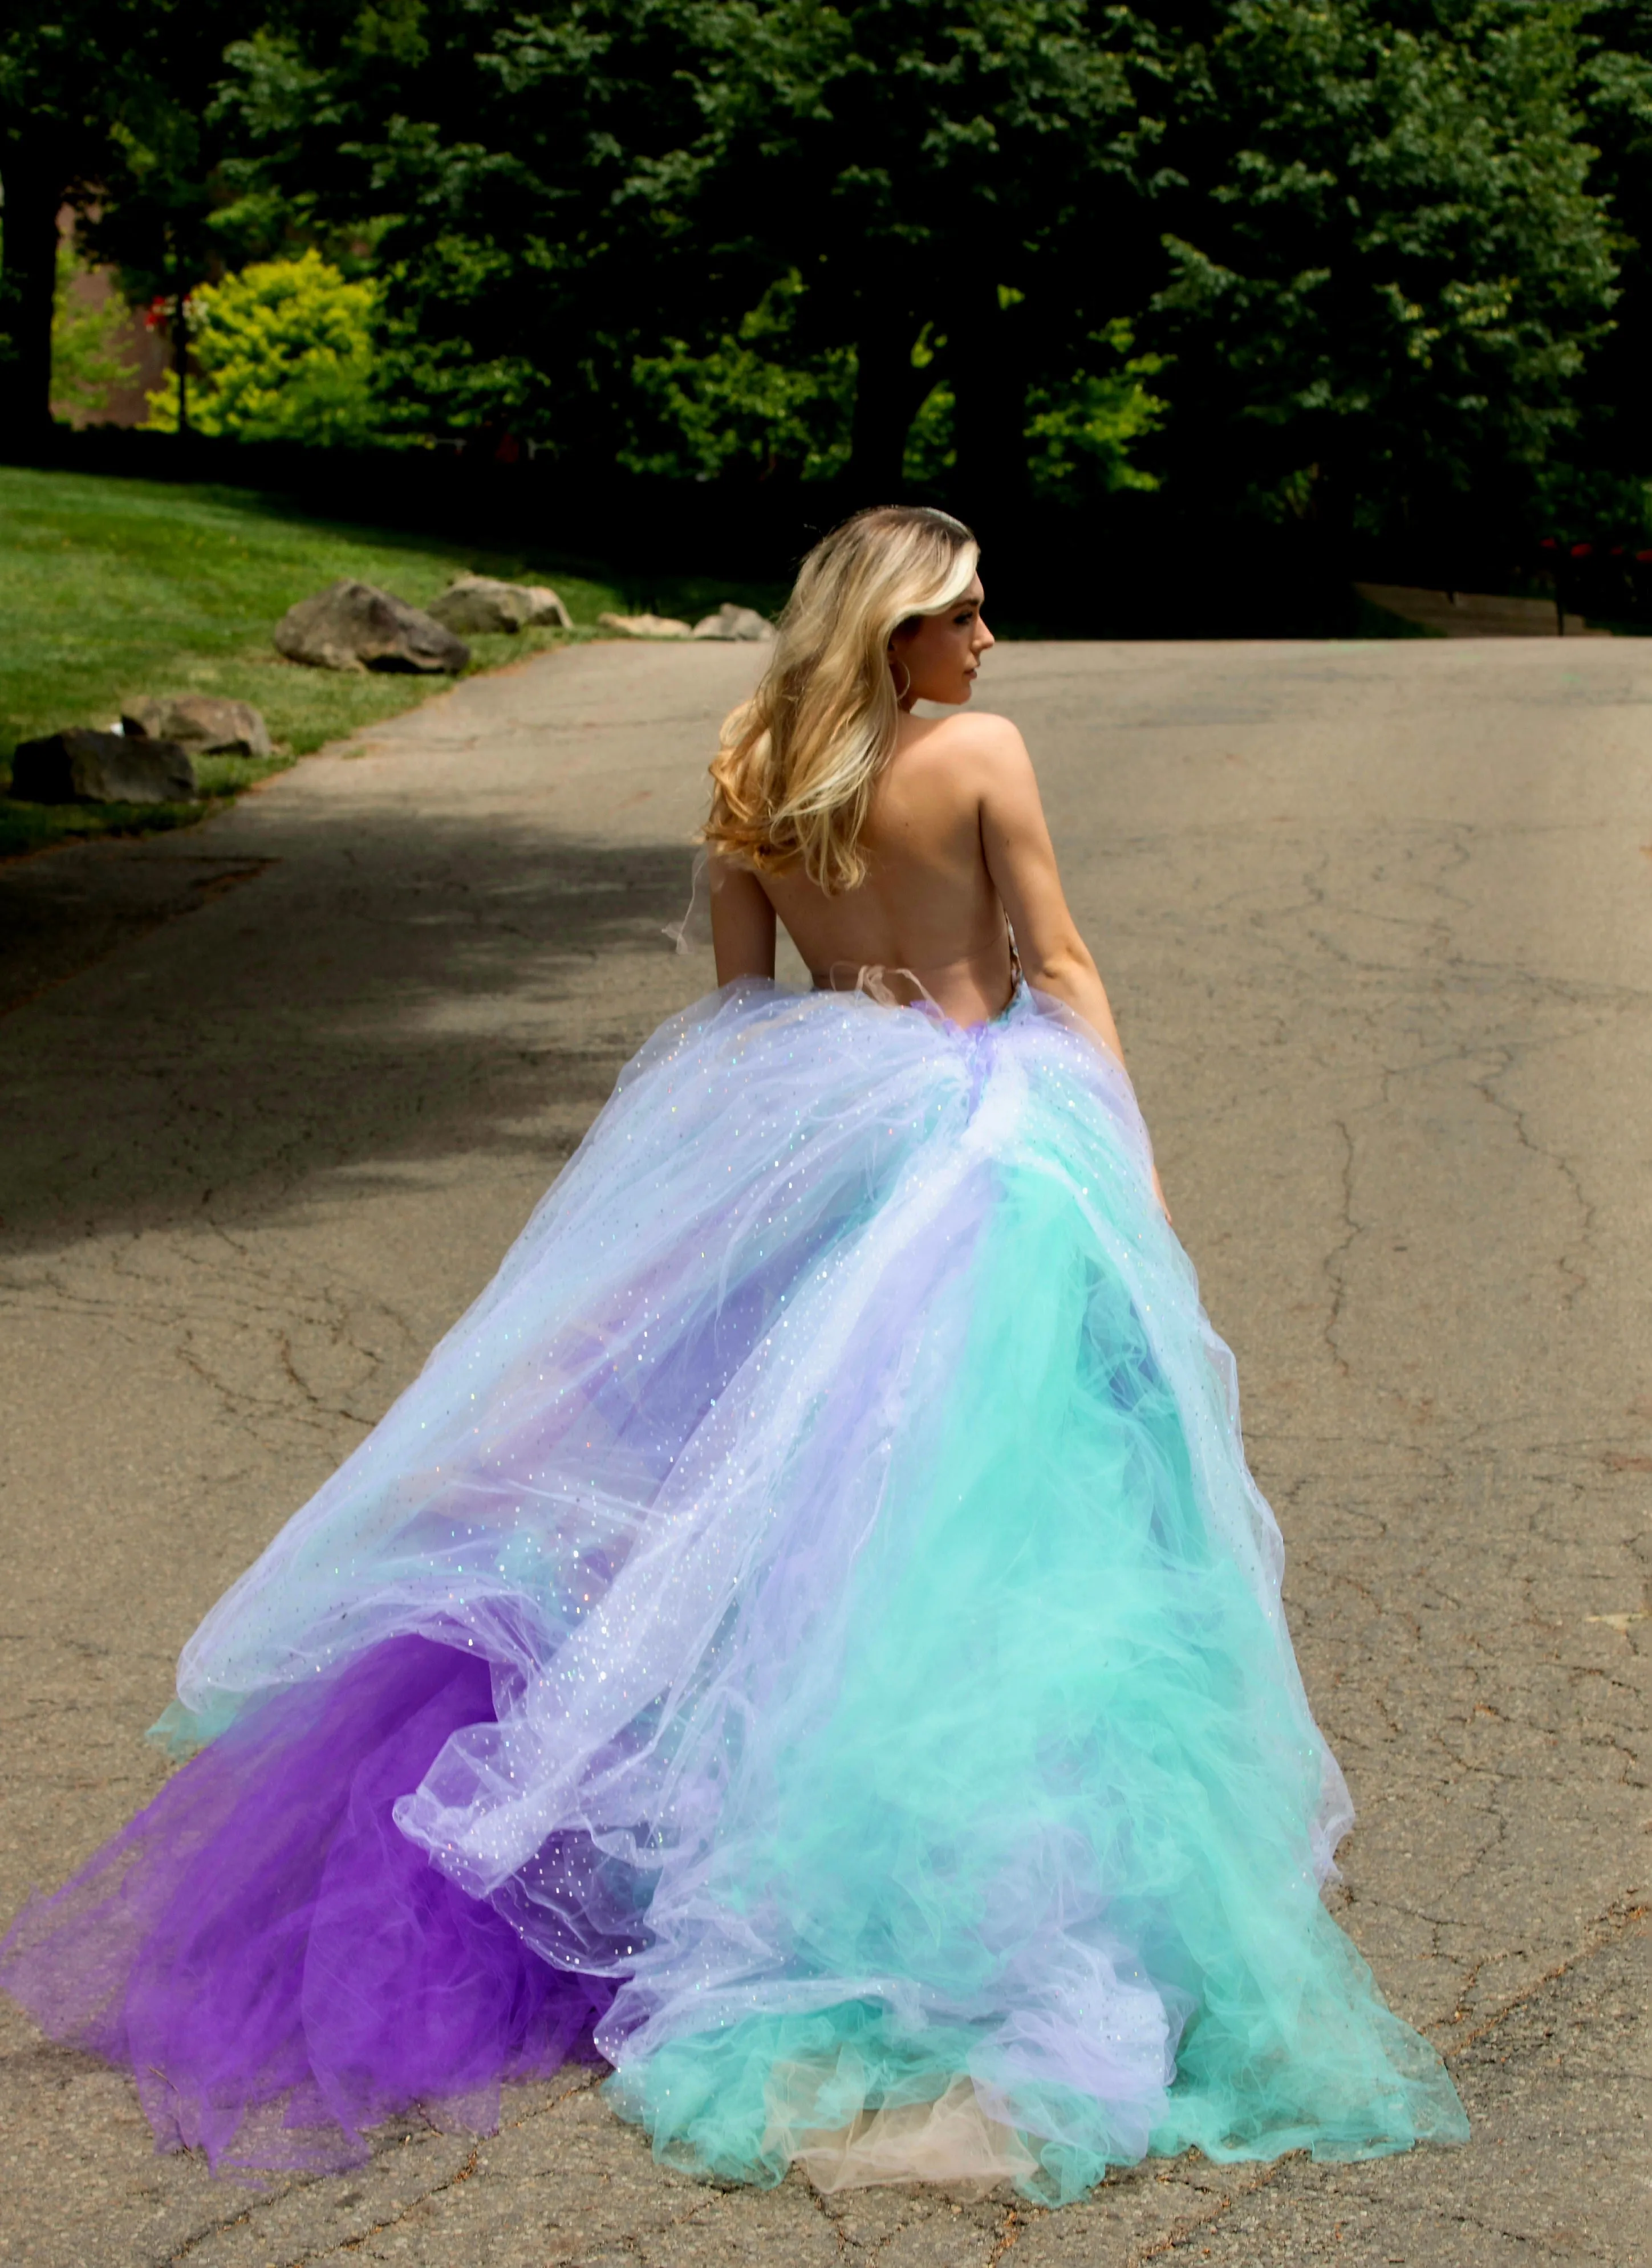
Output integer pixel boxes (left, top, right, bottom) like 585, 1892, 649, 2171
1, 981, 1467, 2198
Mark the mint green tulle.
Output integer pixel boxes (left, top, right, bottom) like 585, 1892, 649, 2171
606, 1076, 1467, 2198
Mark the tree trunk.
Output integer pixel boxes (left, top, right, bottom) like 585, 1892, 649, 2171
949, 287, 1030, 534
172, 235, 191, 436
0, 137, 65, 441
846, 319, 933, 500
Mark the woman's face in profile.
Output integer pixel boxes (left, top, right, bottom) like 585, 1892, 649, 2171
890, 578, 995, 706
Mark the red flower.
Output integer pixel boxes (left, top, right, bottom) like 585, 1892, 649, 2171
143, 291, 198, 334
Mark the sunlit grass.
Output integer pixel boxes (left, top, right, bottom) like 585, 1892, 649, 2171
0, 465, 653, 856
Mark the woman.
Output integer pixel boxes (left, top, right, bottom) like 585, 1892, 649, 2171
1, 506, 1467, 2202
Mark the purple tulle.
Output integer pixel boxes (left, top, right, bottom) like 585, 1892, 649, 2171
0, 1638, 616, 2175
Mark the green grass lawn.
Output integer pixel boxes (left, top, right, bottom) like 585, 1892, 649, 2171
0, 466, 782, 858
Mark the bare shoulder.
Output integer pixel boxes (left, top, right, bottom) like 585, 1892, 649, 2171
902, 708, 1033, 782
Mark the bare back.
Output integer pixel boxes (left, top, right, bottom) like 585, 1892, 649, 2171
709, 709, 1127, 1062
759, 712, 1014, 1023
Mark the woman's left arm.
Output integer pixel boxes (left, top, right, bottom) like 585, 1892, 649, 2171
709, 853, 777, 984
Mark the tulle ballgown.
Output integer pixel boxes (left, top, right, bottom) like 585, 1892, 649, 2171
1, 974, 1467, 2198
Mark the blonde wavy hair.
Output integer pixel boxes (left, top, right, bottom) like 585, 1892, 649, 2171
703, 505, 979, 894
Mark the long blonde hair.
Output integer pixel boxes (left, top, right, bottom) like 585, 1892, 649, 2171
704, 505, 979, 893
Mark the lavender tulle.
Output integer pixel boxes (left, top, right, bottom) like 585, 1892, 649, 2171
0, 1637, 611, 2173
1, 979, 1468, 2196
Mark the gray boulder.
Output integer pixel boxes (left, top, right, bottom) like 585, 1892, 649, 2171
274, 580, 470, 674
428, 575, 574, 635
11, 729, 198, 805
123, 694, 272, 759
691, 603, 776, 643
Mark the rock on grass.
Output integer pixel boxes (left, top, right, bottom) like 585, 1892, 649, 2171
11, 729, 199, 804
274, 581, 470, 675
428, 576, 574, 635
123, 695, 273, 758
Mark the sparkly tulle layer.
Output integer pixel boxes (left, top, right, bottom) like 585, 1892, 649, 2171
1, 981, 1466, 2195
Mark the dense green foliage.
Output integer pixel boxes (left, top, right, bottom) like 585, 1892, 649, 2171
5, 0, 1651, 546
205, 0, 1160, 502
1570, 0, 1652, 511
141, 250, 381, 442
1154, 0, 1621, 534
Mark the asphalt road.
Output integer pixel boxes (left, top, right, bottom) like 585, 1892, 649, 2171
0, 635, 1646, 2267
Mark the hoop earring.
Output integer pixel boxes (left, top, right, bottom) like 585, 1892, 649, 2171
890, 657, 912, 703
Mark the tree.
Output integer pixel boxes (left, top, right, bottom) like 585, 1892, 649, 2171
209, 1, 748, 454
622, 272, 855, 481
79, 0, 275, 435
141, 249, 382, 443
1566, 0, 1652, 517
211, 1, 1161, 510
10, 0, 1633, 556
1143, 0, 1621, 543
668, 0, 1161, 507
0, 5, 109, 438
1, 0, 262, 439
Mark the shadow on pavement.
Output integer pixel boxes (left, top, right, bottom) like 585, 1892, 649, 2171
0, 814, 701, 1256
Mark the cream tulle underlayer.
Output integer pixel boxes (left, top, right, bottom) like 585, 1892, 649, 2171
772, 2071, 1040, 2195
